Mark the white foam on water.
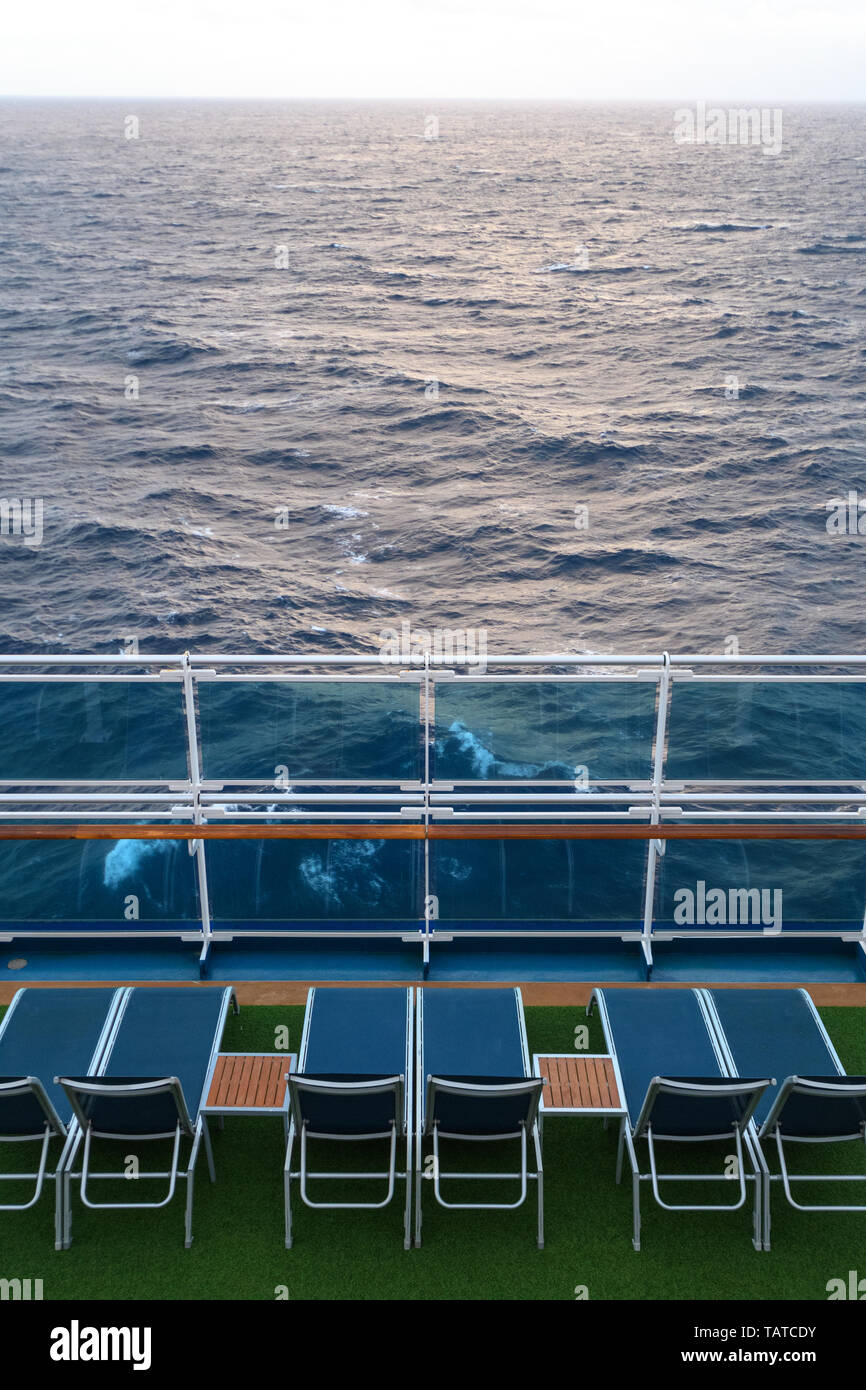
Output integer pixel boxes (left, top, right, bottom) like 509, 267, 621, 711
445, 721, 589, 780
445, 721, 541, 778
103, 838, 172, 888
323, 505, 368, 519
298, 840, 386, 908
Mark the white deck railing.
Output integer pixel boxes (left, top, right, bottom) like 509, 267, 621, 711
0, 651, 865, 974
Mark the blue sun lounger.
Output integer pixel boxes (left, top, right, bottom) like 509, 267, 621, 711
589, 988, 771, 1251
701, 988, 866, 1249
58, 986, 235, 1249
0, 987, 124, 1248
415, 987, 543, 1249
285, 987, 414, 1249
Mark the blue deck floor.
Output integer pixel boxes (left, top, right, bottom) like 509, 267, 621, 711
1, 929, 864, 984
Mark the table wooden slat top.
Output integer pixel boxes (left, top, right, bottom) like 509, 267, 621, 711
533, 1054, 625, 1115
204, 1053, 296, 1115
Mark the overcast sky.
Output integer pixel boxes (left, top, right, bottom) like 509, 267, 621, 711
3, 0, 865, 100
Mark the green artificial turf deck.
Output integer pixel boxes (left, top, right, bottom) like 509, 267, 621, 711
1, 1002, 864, 1301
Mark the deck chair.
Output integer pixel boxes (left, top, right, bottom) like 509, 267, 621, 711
589, 988, 770, 1251
0, 987, 124, 1248
285, 987, 413, 1250
701, 987, 866, 1249
415, 987, 543, 1249
58, 986, 235, 1248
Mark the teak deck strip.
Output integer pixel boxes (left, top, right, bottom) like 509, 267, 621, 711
538, 1055, 621, 1111
206, 1054, 292, 1110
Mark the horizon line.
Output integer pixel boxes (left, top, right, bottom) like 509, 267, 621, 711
2, 93, 865, 105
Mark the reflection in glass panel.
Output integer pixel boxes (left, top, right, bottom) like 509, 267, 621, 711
434, 681, 657, 781
205, 839, 419, 922
0, 682, 188, 780
656, 837, 866, 931
198, 682, 421, 781
432, 837, 646, 924
0, 839, 199, 922
666, 682, 866, 781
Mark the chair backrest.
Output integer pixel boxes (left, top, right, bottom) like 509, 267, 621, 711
289, 1074, 404, 1137
425, 1076, 543, 1138
633, 1076, 772, 1140
760, 1076, 866, 1141
57, 1076, 194, 1140
0, 1077, 66, 1140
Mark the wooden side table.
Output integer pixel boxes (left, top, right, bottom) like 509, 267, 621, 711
203, 1052, 297, 1138
532, 1053, 627, 1137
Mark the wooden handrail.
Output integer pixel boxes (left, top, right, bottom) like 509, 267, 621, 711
1, 823, 866, 841
0, 824, 424, 841
430, 824, 866, 841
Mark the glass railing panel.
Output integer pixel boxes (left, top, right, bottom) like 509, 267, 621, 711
204, 837, 420, 923
433, 680, 657, 782
666, 681, 866, 782
0, 837, 199, 923
198, 681, 422, 781
655, 833, 866, 932
431, 833, 646, 926
0, 681, 188, 780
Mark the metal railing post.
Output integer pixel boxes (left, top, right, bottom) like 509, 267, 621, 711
181, 653, 214, 975
640, 653, 672, 977
422, 653, 432, 976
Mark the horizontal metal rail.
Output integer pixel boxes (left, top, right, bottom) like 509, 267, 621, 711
2, 651, 866, 668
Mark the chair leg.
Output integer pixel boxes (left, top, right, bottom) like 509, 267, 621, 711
185, 1168, 195, 1249
62, 1135, 80, 1250
63, 1167, 72, 1249
54, 1159, 65, 1252
534, 1124, 544, 1250
414, 1139, 423, 1248
403, 1132, 412, 1251
284, 1126, 294, 1249
616, 1116, 626, 1184
202, 1117, 216, 1183
623, 1127, 640, 1250
752, 1156, 762, 1252
284, 1168, 292, 1249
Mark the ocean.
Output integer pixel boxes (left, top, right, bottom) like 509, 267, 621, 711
1, 99, 865, 657
1, 100, 865, 931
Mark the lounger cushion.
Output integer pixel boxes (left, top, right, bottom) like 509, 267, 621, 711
599, 990, 722, 1124
103, 989, 228, 1119
707, 989, 841, 1126
0, 989, 118, 1125
421, 991, 526, 1080
304, 989, 408, 1075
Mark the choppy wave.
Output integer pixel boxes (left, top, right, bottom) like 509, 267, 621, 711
0, 100, 864, 659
